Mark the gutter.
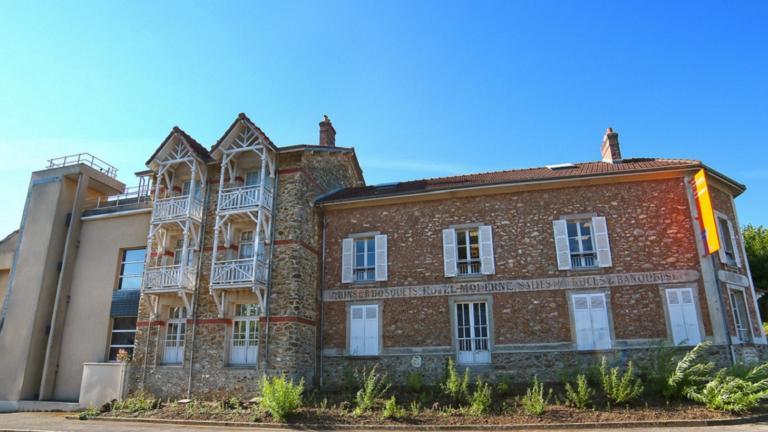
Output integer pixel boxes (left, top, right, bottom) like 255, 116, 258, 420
263, 172, 280, 372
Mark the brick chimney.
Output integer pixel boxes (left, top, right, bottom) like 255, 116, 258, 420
601, 127, 622, 163
319, 115, 336, 147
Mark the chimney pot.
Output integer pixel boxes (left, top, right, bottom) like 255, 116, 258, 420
319, 115, 336, 147
601, 127, 622, 163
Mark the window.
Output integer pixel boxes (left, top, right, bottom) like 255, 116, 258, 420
665, 288, 702, 346
567, 220, 596, 268
244, 171, 260, 187
730, 289, 752, 343
456, 229, 481, 275
354, 238, 375, 281
230, 304, 259, 365
553, 217, 611, 270
181, 180, 202, 199
571, 293, 611, 350
455, 301, 491, 364
163, 307, 186, 364
118, 249, 145, 290
239, 231, 254, 260
442, 226, 494, 277
341, 235, 387, 283
173, 239, 194, 266
108, 317, 137, 360
349, 304, 379, 356
717, 215, 741, 267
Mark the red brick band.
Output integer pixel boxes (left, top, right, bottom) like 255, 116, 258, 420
273, 239, 319, 256
188, 318, 232, 325
137, 320, 165, 327
260, 316, 316, 326
277, 167, 325, 192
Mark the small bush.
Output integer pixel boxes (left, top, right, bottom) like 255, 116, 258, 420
78, 407, 99, 420
687, 369, 768, 413
409, 400, 421, 417
599, 357, 643, 405
354, 365, 391, 416
441, 358, 470, 405
382, 396, 406, 420
564, 374, 594, 409
496, 375, 513, 396
406, 371, 424, 393
520, 376, 551, 416
662, 342, 715, 399
111, 391, 159, 413
469, 378, 493, 416
259, 374, 304, 421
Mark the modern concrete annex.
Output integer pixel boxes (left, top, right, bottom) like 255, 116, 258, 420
0, 114, 764, 410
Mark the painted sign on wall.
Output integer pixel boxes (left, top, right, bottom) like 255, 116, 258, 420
691, 169, 720, 255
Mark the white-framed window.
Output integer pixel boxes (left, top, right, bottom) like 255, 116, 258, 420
118, 248, 145, 290
230, 304, 259, 365
181, 180, 202, 199
730, 289, 752, 343
570, 292, 612, 350
455, 301, 491, 364
173, 239, 194, 267
342, 235, 387, 283
163, 307, 186, 364
665, 288, 702, 346
716, 213, 741, 267
239, 231, 254, 260
442, 226, 494, 277
554, 217, 612, 270
108, 317, 137, 360
349, 304, 379, 356
244, 171, 260, 187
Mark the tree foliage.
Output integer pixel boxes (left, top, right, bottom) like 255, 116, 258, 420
744, 224, 768, 293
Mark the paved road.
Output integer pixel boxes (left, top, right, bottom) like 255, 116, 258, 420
4, 413, 768, 432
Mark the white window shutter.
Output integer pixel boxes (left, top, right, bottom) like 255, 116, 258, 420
442, 228, 458, 277
364, 305, 379, 355
717, 219, 728, 263
553, 220, 571, 270
592, 216, 612, 268
341, 238, 354, 283
349, 306, 364, 355
590, 294, 612, 350
374, 235, 388, 281
572, 295, 593, 350
727, 219, 742, 267
478, 225, 495, 275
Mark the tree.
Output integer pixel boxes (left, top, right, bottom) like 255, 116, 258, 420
743, 224, 768, 322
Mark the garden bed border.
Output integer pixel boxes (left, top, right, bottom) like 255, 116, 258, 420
67, 413, 768, 430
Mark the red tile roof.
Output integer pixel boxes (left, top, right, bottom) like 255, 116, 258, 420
318, 158, 711, 203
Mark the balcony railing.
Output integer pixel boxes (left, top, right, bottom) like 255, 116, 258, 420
47, 153, 118, 178
458, 260, 481, 275
211, 258, 268, 286
152, 195, 203, 222
218, 185, 273, 212
571, 253, 597, 269
143, 265, 194, 290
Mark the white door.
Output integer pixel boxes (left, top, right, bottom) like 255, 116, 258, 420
455, 302, 491, 364
230, 304, 259, 365
665, 288, 702, 346
163, 308, 186, 364
572, 293, 611, 350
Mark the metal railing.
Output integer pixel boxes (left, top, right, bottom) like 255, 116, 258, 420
218, 185, 273, 212
211, 258, 268, 285
47, 153, 118, 178
87, 184, 152, 210
354, 268, 375, 282
458, 261, 482, 275
152, 195, 203, 222
142, 265, 194, 290
571, 254, 597, 268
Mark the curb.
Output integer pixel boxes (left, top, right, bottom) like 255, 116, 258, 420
64, 413, 768, 430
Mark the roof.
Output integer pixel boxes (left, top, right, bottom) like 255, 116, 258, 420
318, 158, 716, 203
145, 126, 212, 166
211, 113, 277, 154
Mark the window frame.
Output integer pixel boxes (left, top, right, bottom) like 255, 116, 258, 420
716, 213, 738, 266
347, 302, 382, 356
729, 286, 753, 344
162, 306, 187, 365
455, 228, 481, 276
117, 248, 145, 291
567, 290, 614, 351
353, 237, 376, 282
566, 219, 598, 269
230, 303, 260, 366
107, 316, 137, 361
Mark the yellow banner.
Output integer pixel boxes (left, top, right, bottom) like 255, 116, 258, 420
691, 169, 720, 255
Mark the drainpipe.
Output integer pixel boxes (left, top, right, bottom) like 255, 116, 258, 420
187, 170, 213, 398
263, 172, 280, 373
318, 211, 327, 388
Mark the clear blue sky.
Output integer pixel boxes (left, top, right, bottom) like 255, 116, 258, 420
1, 1, 766, 236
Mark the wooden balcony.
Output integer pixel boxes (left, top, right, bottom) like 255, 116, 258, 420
217, 185, 273, 213
152, 195, 203, 222
142, 264, 195, 292
210, 258, 268, 288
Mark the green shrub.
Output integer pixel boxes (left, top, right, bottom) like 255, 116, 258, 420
406, 371, 423, 393
564, 374, 594, 409
78, 407, 99, 420
111, 391, 159, 413
354, 365, 391, 416
520, 376, 551, 416
259, 374, 304, 421
382, 396, 406, 419
496, 375, 513, 396
469, 378, 493, 415
441, 358, 470, 405
686, 369, 768, 413
599, 357, 643, 405
662, 342, 715, 399
409, 400, 421, 416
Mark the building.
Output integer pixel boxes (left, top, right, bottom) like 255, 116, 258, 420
0, 115, 764, 409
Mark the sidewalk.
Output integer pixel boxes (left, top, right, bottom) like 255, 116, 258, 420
3, 412, 768, 432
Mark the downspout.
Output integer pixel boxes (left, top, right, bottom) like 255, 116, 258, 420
318, 210, 327, 387
187, 169, 213, 398
263, 172, 280, 372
